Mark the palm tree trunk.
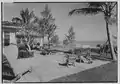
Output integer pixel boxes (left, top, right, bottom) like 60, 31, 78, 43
105, 20, 117, 61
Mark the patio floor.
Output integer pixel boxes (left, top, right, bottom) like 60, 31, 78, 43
16, 52, 110, 82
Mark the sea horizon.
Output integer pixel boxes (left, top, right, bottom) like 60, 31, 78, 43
59, 40, 106, 47
75, 41, 105, 47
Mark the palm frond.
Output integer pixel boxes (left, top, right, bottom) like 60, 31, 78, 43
25, 8, 29, 22
69, 7, 103, 16
88, 2, 105, 8
112, 35, 117, 39
30, 11, 35, 18
12, 17, 22, 23
33, 16, 39, 23
20, 8, 34, 24
20, 9, 26, 24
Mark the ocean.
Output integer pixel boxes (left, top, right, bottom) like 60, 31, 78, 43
59, 41, 106, 48
75, 41, 106, 47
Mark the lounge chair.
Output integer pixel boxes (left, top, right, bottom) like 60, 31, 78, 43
68, 54, 76, 66
80, 49, 93, 64
59, 53, 76, 67
75, 48, 93, 64
40, 49, 50, 55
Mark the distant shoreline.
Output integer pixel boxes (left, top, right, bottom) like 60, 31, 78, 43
76, 41, 105, 46
59, 41, 105, 47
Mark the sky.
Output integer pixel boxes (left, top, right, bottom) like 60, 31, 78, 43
3, 3, 117, 42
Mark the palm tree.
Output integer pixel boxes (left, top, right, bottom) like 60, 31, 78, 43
12, 8, 35, 50
69, 2, 117, 61
12, 8, 35, 27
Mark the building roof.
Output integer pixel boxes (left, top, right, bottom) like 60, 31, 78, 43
2, 21, 22, 27
2, 25, 22, 29
2, 21, 42, 37
2, 21, 22, 31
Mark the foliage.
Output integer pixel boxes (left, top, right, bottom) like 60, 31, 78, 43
40, 4, 56, 37
47, 24, 57, 40
63, 39, 69, 46
33, 17, 48, 38
63, 26, 75, 48
66, 26, 75, 43
12, 5, 57, 49
69, 2, 117, 60
50, 34, 59, 46
12, 8, 36, 49
69, 2, 117, 25
34, 4, 57, 48
96, 44, 101, 47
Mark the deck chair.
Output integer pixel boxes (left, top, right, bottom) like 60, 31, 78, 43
74, 48, 82, 63
58, 53, 69, 67
67, 54, 76, 66
59, 53, 76, 67
80, 48, 93, 64
3, 44, 34, 83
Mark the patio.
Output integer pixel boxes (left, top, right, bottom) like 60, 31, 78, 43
16, 52, 110, 82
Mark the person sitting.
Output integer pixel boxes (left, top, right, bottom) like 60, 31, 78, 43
58, 53, 69, 67
80, 49, 93, 64
59, 49, 76, 67
31, 43, 40, 51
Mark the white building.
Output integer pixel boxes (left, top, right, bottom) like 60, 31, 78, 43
2, 22, 22, 46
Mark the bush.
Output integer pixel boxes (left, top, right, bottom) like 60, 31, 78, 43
73, 48, 81, 55
96, 44, 101, 47
91, 48, 100, 54
17, 43, 34, 59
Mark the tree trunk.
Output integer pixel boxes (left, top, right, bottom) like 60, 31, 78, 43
27, 43, 31, 51
27, 36, 31, 51
105, 20, 117, 61
40, 37, 44, 49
